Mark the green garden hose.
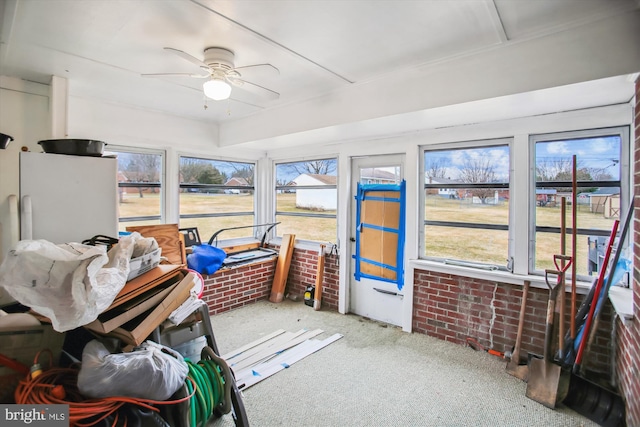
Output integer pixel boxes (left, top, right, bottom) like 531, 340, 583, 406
184, 345, 233, 427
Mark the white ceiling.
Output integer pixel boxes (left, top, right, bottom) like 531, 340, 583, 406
1, 0, 639, 150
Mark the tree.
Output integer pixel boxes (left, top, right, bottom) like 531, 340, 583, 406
425, 157, 448, 180
283, 159, 336, 177
121, 153, 160, 198
221, 162, 254, 186
197, 166, 225, 185
536, 156, 600, 193
179, 159, 226, 192
459, 156, 497, 204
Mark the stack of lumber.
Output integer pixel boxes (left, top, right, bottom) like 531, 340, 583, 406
84, 265, 194, 346
222, 329, 342, 390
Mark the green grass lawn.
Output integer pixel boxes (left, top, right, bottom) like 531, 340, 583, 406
119, 192, 616, 275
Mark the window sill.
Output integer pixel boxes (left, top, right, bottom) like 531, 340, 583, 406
267, 237, 335, 253
608, 286, 634, 325
408, 259, 593, 294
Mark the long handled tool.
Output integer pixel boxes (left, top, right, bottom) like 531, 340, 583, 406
313, 244, 326, 311
570, 155, 578, 340
584, 202, 633, 352
558, 197, 567, 360
573, 219, 619, 373
505, 280, 530, 381
526, 256, 572, 409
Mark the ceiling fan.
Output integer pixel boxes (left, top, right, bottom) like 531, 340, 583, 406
142, 47, 280, 102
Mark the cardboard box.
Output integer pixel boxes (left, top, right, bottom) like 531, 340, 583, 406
93, 272, 195, 346
127, 248, 162, 281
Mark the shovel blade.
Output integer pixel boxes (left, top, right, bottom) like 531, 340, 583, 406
525, 356, 564, 409
506, 359, 529, 382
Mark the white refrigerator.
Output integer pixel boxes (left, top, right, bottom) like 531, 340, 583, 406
19, 151, 119, 244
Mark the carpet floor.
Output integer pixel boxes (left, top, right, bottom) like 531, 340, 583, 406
207, 299, 598, 427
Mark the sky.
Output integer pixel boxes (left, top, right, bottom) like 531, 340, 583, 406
425, 135, 621, 182
535, 136, 621, 180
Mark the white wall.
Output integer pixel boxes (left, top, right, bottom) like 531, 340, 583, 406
0, 77, 50, 262
0, 77, 51, 305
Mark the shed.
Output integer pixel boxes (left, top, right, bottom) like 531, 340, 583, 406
292, 174, 337, 211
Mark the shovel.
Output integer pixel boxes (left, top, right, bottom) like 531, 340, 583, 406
525, 260, 571, 409
505, 280, 529, 381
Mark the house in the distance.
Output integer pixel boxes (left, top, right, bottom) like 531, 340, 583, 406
426, 177, 463, 199
292, 174, 337, 211
360, 168, 398, 184
223, 177, 249, 194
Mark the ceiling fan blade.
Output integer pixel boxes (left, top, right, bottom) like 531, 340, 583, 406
233, 63, 280, 76
231, 78, 280, 101
142, 72, 209, 78
164, 47, 210, 71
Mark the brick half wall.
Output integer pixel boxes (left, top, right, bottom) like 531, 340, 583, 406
413, 269, 614, 376
201, 258, 276, 315
199, 245, 340, 315
285, 247, 340, 312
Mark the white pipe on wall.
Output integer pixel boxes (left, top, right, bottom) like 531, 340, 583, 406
21, 195, 32, 240
8, 194, 18, 247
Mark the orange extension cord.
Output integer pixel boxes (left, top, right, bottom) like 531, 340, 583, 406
13, 350, 195, 427
465, 337, 505, 359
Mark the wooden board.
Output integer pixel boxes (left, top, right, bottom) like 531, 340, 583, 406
313, 244, 326, 311
110, 264, 183, 309
85, 281, 178, 333
223, 242, 261, 254
126, 223, 186, 265
91, 272, 195, 346
268, 234, 295, 303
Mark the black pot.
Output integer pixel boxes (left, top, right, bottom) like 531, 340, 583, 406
0, 133, 14, 149
38, 139, 106, 156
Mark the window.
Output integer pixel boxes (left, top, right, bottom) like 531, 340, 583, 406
105, 148, 164, 230
275, 158, 337, 242
179, 156, 255, 243
531, 127, 629, 279
422, 141, 511, 268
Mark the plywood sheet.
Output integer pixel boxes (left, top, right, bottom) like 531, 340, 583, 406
126, 223, 185, 265
360, 228, 398, 280
359, 190, 400, 280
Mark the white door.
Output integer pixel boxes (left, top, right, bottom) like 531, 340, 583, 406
350, 155, 405, 326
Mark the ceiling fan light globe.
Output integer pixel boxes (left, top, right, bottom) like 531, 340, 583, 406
203, 79, 232, 100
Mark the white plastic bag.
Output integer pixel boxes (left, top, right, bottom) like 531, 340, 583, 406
77, 340, 189, 400
0, 233, 148, 331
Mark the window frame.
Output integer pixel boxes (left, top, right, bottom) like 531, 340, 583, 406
178, 155, 257, 244
273, 157, 338, 244
420, 138, 513, 270
528, 126, 631, 279
106, 145, 166, 225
